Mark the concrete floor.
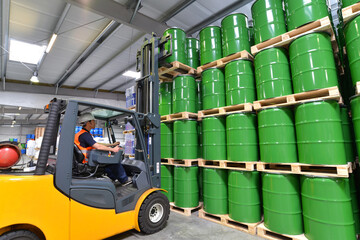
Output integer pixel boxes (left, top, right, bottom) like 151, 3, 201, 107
108, 211, 263, 240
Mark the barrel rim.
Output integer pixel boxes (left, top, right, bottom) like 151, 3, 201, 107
289, 31, 331, 47
225, 58, 254, 66
173, 118, 198, 122
164, 27, 186, 33
257, 105, 291, 112
294, 98, 338, 106
220, 13, 248, 25
344, 12, 360, 32
253, 46, 287, 57
251, 0, 261, 12
350, 93, 360, 101
262, 171, 295, 176
186, 37, 199, 41
201, 67, 222, 73
199, 25, 221, 34
173, 74, 196, 78
302, 174, 340, 179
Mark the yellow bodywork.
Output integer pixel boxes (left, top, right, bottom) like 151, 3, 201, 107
0, 174, 161, 239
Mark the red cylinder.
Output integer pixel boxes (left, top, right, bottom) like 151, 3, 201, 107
0, 144, 21, 169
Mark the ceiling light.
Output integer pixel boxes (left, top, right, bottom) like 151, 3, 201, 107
45, 33, 57, 53
18, 107, 22, 110
123, 70, 141, 79
30, 72, 39, 83
9, 39, 46, 65
10, 125, 14, 128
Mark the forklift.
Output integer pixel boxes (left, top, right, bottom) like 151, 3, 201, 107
0, 33, 171, 240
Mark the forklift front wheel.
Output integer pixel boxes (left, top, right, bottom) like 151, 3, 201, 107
138, 191, 170, 234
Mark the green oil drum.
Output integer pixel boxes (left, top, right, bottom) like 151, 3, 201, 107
203, 168, 228, 214
202, 117, 226, 160
284, 0, 329, 31
226, 113, 258, 162
221, 13, 250, 56
254, 47, 293, 100
249, 26, 255, 46
289, 32, 338, 93
174, 166, 199, 208
228, 171, 261, 223
301, 176, 356, 240
186, 38, 200, 69
161, 165, 174, 202
295, 100, 347, 165
262, 173, 303, 235
196, 80, 202, 112
350, 174, 360, 234
340, 106, 356, 162
160, 122, 173, 158
251, 0, 287, 44
163, 27, 186, 64
350, 95, 360, 155
199, 26, 222, 65
202, 68, 226, 110
172, 75, 196, 114
159, 82, 172, 115
173, 120, 198, 159
225, 59, 256, 105
342, 0, 360, 8
345, 15, 360, 86
258, 108, 298, 163
197, 122, 203, 159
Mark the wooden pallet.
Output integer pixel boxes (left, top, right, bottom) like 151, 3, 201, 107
198, 103, 253, 120
251, 16, 334, 55
256, 162, 353, 178
127, 105, 135, 110
158, 61, 196, 82
198, 159, 257, 171
342, 2, 360, 24
170, 202, 202, 216
198, 209, 260, 235
257, 223, 308, 240
123, 129, 135, 134
253, 86, 341, 110
196, 50, 253, 74
356, 82, 360, 95
161, 112, 198, 122
161, 158, 200, 166
125, 154, 135, 158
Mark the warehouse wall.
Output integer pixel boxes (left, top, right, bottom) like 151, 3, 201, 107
0, 125, 38, 143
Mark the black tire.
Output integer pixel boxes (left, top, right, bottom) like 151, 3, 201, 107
0, 230, 39, 240
138, 191, 170, 234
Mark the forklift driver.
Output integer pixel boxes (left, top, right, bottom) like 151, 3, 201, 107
74, 113, 132, 186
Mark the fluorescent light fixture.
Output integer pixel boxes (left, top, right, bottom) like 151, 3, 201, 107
123, 70, 141, 79
30, 72, 39, 83
45, 33, 57, 53
9, 39, 46, 65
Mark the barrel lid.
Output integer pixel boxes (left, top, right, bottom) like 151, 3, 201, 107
289, 31, 332, 46
251, 0, 263, 12
303, 174, 339, 179
173, 74, 196, 78
164, 27, 186, 33
220, 13, 248, 25
253, 46, 287, 57
225, 58, 253, 66
201, 67, 221, 72
294, 98, 337, 106
257, 105, 290, 112
262, 171, 294, 176
199, 25, 221, 34
350, 93, 360, 101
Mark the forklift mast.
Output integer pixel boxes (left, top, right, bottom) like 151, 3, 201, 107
134, 33, 170, 187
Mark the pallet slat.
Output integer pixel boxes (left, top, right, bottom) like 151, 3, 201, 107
170, 202, 202, 216
161, 112, 198, 122
198, 159, 256, 171
253, 86, 341, 110
356, 82, 360, 95
159, 61, 196, 81
161, 158, 200, 167
257, 223, 308, 240
342, 2, 360, 24
198, 103, 253, 119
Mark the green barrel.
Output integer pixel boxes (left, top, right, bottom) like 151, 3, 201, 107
160, 122, 173, 158
251, 0, 287, 44
301, 176, 356, 240
284, 0, 329, 31
174, 166, 199, 208
202, 68, 226, 110
289, 32, 338, 93
249, 26, 255, 46
203, 168, 228, 214
295, 100, 347, 165
226, 113, 258, 162
345, 15, 360, 86
340, 106, 356, 162
228, 171, 261, 223
163, 27, 186, 64
221, 13, 250, 56
258, 108, 298, 163
159, 82, 172, 115
262, 173, 303, 235
342, 0, 360, 8
196, 80, 202, 112
197, 122, 203, 159
173, 120, 198, 159
254, 47, 293, 100
172, 75, 196, 114
202, 117, 226, 160
199, 26, 222, 65
350, 174, 360, 234
186, 38, 200, 69
161, 165, 174, 202
351, 95, 360, 155
225, 59, 256, 105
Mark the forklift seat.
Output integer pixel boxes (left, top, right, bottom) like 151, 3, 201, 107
73, 144, 84, 163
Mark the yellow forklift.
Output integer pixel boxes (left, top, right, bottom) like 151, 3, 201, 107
0, 34, 171, 240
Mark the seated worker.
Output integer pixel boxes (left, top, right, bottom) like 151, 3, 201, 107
74, 113, 132, 186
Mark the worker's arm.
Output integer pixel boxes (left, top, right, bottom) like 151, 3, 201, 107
93, 143, 122, 153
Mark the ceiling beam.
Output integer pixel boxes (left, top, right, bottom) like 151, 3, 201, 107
1, 0, 10, 91
0, 108, 44, 115
55, 20, 122, 88
0, 119, 48, 125
187, 0, 254, 35
66, 0, 168, 35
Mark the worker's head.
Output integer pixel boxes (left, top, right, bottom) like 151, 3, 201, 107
79, 113, 96, 129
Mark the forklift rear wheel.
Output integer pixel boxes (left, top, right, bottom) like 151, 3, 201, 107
0, 230, 39, 240
138, 191, 170, 234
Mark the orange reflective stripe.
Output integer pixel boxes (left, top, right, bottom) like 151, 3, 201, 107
74, 129, 95, 163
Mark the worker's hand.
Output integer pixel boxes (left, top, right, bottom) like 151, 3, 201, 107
112, 146, 121, 153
